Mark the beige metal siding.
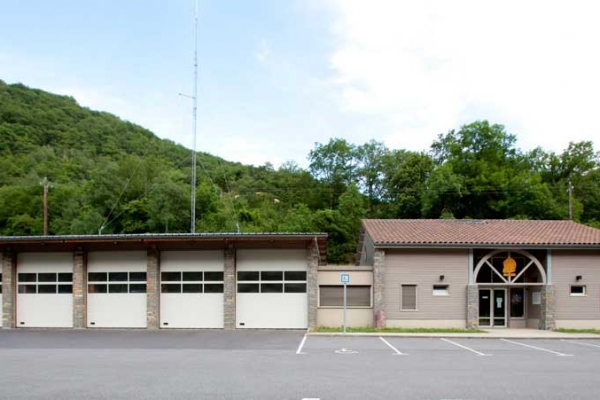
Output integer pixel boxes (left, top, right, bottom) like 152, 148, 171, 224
553, 250, 600, 320
384, 249, 468, 320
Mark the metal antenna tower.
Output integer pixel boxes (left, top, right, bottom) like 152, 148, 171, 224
190, 0, 199, 233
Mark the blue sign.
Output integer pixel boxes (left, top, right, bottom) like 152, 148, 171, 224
341, 273, 350, 284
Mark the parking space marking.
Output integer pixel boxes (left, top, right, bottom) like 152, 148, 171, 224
379, 337, 406, 355
561, 340, 600, 349
500, 339, 573, 356
441, 338, 489, 356
296, 334, 308, 355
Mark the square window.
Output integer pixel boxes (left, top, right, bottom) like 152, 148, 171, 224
570, 285, 586, 296
433, 285, 449, 296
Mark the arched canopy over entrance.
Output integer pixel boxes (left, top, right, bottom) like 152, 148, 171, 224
474, 249, 547, 285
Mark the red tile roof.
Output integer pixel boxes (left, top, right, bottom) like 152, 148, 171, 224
362, 219, 600, 247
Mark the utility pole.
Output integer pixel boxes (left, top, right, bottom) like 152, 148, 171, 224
41, 177, 50, 235
568, 178, 573, 220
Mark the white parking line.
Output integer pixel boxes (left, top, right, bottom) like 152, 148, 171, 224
296, 334, 308, 355
561, 339, 600, 349
500, 339, 573, 356
379, 337, 407, 355
441, 338, 489, 356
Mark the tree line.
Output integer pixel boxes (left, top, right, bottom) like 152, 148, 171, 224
1, 80, 599, 263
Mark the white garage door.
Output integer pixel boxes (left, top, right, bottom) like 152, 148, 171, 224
16, 253, 73, 328
87, 251, 147, 328
236, 249, 308, 329
160, 251, 224, 329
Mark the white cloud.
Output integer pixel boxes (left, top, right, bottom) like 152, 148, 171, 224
325, 0, 600, 153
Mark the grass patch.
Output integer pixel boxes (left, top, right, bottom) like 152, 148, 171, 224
313, 326, 486, 334
555, 328, 600, 334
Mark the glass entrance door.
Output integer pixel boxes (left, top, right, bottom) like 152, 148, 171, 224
478, 288, 507, 327
493, 289, 506, 327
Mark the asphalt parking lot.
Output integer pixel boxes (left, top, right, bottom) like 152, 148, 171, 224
1, 330, 600, 400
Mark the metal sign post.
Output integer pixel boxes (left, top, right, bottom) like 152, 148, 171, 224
341, 273, 350, 335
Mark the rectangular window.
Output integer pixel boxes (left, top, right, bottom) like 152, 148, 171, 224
433, 285, 449, 296
570, 285, 586, 296
109, 272, 128, 282
238, 271, 259, 281
129, 272, 147, 282
510, 288, 525, 318
161, 284, 181, 293
183, 271, 202, 281
401, 285, 417, 310
108, 284, 128, 293
203, 284, 223, 293
261, 271, 283, 281
319, 286, 371, 307
0, 273, 2, 294
237, 283, 259, 293
38, 273, 57, 283
204, 271, 224, 282
285, 271, 307, 281
182, 284, 202, 293
58, 284, 73, 294
162, 272, 181, 282
88, 284, 107, 294
88, 272, 107, 282
129, 284, 146, 294
285, 283, 306, 293
261, 283, 283, 293
18, 273, 36, 283
37, 284, 57, 294
58, 273, 73, 282
18, 284, 37, 294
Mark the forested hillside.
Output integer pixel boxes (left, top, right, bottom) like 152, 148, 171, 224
1, 80, 599, 263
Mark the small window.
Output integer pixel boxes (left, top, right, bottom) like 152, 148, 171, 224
37, 285, 57, 294
285, 283, 306, 293
319, 286, 371, 307
238, 283, 259, 293
18, 284, 37, 294
401, 285, 417, 310
285, 271, 307, 281
18, 273, 36, 283
38, 273, 57, 283
183, 272, 202, 281
58, 284, 73, 294
261, 271, 283, 281
570, 285, 586, 296
433, 285, 449, 296
88, 284, 107, 294
204, 284, 223, 293
204, 271, 223, 282
88, 273, 107, 282
261, 283, 283, 293
108, 284, 128, 293
129, 284, 147, 294
58, 273, 73, 282
161, 272, 181, 282
109, 272, 128, 282
238, 271, 259, 281
129, 272, 147, 282
161, 284, 181, 293
182, 284, 202, 293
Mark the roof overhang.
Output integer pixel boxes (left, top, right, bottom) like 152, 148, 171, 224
0, 233, 329, 264
374, 243, 600, 250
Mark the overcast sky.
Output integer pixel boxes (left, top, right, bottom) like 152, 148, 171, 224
1, 0, 599, 168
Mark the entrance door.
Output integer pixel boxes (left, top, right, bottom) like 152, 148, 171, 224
478, 288, 506, 328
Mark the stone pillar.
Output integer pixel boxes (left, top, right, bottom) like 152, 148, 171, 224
539, 285, 556, 330
466, 285, 479, 329
73, 250, 87, 329
2, 252, 16, 329
373, 249, 386, 328
307, 240, 319, 330
223, 245, 236, 330
146, 248, 160, 330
